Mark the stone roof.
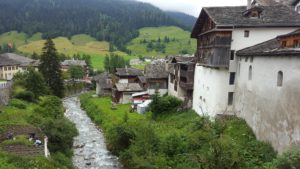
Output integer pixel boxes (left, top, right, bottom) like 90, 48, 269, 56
237, 31, 300, 56
94, 72, 112, 89
115, 68, 143, 77
277, 29, 300, 38
0, 53, 36, 66
192, 4, 300, 37
115, 83, 143, 92
144, 62, 168, 79
138, 76, 147, 83
61, 60, 87, 67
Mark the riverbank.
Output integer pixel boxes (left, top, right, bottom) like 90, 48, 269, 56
64, 96, 122, 169
79, 93, 278, 169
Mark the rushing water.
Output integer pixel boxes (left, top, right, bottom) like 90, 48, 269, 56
63, 97, 122, 169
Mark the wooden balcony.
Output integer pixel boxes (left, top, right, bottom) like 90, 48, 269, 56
197, 47, 230, 68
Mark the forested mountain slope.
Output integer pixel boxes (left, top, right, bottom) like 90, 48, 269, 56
0, 0, 188, 50
166, 11, 197, 30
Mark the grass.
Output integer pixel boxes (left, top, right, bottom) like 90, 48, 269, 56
1, 135, 33, 146
79, 95, 145, 130
0, 31, 28, 47
127, 26, 196, 56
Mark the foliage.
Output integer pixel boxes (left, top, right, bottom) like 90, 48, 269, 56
8, 99, 27, 109
39, 38, 64, 97
14, 90, 35, 102
150, 94, 182, 118
24, 68, 49, 99
80, 93, 278, 169
104, 53, 129, 73
68, 65, 85, 80
262, 146, 300, 169
40, 118, 78, 156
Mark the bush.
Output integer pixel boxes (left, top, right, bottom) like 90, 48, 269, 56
8, 99, 27, 109
150, 94, 182, 118
14, 91, 35, 102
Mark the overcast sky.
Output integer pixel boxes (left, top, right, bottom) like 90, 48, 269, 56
135, 0, 246, 17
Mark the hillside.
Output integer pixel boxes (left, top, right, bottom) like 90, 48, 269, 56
127, 26, 196, 56
166, 11, 197, 30
0, 0, 188, 50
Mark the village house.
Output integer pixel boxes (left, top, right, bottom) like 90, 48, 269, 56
112, 67, 144, 104
61, 59, 88, 78
0, 53, 39, 80
167, 56, 195, 108
112, 83, 144, 104
234, 30, 300, 153
115, 67, 143, 84
144, 61, 169, 95
191, 0, 300, 117
95, 72, 112, 96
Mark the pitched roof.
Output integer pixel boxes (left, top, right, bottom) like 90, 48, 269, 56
237, 31, 300, 56
0, 53, 35, 66
115, 68, 143, 77
138, 76, 147, 83
61, 60, 87, 67
94, 72, 112, 89
192, 5, 300, 38
144, 62, 168, 79
115, 83, 143, 92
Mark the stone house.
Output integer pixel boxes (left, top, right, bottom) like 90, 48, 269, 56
234, 30, 300, 153
191, 1, 300, 117
167, 56, 195, 108
95, 72, 112, 96
144, 61, 168, 95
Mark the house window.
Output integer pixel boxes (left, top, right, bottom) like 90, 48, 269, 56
170, 75, 175, 83
230, 50, 235, 60
282, 41, 287, 47
277, 71, 283, 87
245, 57, 248, 62
229, 72, 236, 85
250, 57, 254, 63
228, 92, 234, 106
244, 30, 250, 38
248, 66, 252, 80
238, 63, 241, 76
297, 6, 300, 13
174, 80, 177, 91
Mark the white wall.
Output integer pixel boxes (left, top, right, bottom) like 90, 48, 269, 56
231, 28, 298, 51
168, 74, 186, 100
148, 89, 168, 96
192, 27, 299, 116
193, 66, 233, 117
234, 56, 300, 153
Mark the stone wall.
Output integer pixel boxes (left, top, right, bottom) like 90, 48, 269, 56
0, 82, 12, 106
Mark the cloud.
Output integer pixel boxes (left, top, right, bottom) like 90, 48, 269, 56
135, 0, 246, 16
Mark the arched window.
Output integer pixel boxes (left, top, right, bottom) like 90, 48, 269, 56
277, 71, 283, 87
248, 66, 252, 80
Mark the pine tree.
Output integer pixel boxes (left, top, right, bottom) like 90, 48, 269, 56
39, 39, 64, 97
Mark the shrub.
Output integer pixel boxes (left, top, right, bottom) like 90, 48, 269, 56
14, 91, 35, 102
150, 94, 182, 118
9, 99, 27, 109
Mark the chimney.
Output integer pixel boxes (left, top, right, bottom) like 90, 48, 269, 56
247, 0, 252, 9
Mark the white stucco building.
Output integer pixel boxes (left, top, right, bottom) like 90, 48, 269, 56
0, 53, 39, 80
191, 2, 300, 117
234, 30, 300, 153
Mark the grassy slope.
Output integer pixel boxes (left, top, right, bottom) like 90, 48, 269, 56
127, 26, 196, 56
17, 35, 131, 70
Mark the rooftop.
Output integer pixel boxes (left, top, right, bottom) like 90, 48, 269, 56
0, 53, 36, 66
115, 67, 143, 77
237, 30, 300, 56
61, 60, 87, 67
144, 62, 168, 79
192, 4, 300, 37
115, 83, 143, 92
94, 72, 112, 89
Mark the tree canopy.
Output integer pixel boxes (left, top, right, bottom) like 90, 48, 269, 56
39, 39, 64, 97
